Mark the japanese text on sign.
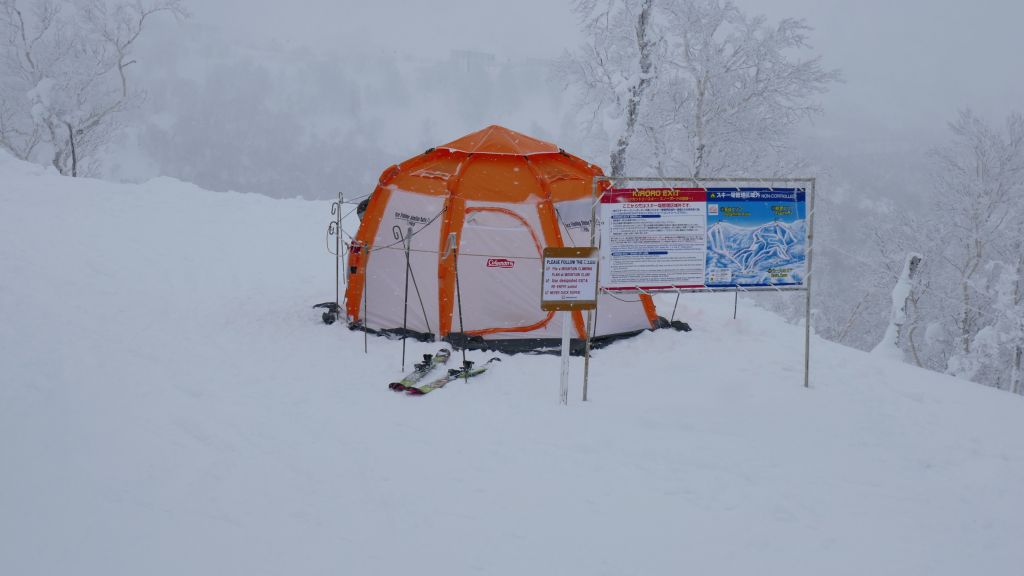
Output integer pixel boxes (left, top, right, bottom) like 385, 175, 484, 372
599, 187, 807, 291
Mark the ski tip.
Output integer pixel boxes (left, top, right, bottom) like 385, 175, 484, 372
405, 388, 425, 396
388, 383, 406, 391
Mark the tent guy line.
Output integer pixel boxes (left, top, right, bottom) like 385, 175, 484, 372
374, 246, 544, 260
365, 207, 446, 253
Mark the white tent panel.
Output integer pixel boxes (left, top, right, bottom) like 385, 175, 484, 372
456, 201, 558, 339
363, 189, 444, 335
360, 194, 654, 341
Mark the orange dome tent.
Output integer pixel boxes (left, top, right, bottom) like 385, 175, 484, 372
345, 125, 659, 352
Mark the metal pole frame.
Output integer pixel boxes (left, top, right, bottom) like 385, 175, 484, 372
338, 192, 346, 289
803, 178, 816, 388
400, 224, 412, 372
335, 195, 341, 305
326, 191, 345, 304
560, 310, 572, 405
455, 247, 469, 383
587, 175, 817, 389
582, 176, 600, 402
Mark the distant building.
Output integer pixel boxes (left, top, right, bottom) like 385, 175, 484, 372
450, 49, 496, 72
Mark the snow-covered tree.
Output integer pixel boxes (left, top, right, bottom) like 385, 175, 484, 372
929, 110, 1024, 382
0, 0, 185, 176
561, 0, 839, 177
656, 1, 839, 177
872, 252, 923, 361
976, 253, 1024, 393
559, 0, 664, 177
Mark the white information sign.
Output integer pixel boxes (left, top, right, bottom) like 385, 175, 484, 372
542, 249, 598, 309
600, 188, 707, 290
599, 187, 808, 291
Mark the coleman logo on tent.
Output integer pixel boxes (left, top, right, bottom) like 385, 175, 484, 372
486, 258, 515, 269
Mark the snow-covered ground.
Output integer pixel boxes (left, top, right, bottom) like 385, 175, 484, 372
2, 153, 1023, 575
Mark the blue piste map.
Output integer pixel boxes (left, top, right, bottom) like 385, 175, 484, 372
704, 188, 807, 287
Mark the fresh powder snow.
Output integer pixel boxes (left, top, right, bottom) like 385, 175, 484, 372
2, 152, 1023, 575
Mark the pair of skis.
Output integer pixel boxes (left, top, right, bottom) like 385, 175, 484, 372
388, 349, 500, 395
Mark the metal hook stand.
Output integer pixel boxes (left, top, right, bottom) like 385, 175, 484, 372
314, 192, 346, 325
326, 191, 346, 298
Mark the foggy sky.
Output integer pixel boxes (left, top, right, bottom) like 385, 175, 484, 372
189, 0, 1024, 144
746, 0, 1024, 137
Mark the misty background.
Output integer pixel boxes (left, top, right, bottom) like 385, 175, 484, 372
104, 0, 1024, 200
5, 0, 1024, 392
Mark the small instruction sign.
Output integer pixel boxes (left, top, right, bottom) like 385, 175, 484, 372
541, 247, 599, 311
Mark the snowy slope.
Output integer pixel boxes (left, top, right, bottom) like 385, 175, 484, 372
2, 153, 1023, 576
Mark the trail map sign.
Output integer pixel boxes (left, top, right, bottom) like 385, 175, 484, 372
541, 247, 598, 311
599, 187, 807, 291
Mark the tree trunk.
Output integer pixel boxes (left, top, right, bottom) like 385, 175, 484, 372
958, 264, 975, 357
1012, 346, 1022, 395
907, 326, 923, 368
609, 0, 655, 178
1013, 252, 1024, 394
66, 122, 77, 178
693, 74, 707, 178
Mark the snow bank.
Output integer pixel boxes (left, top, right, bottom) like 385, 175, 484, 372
2, 155, 1023, 575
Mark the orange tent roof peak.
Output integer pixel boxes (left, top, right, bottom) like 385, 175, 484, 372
437, 125, 560, 156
